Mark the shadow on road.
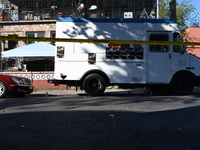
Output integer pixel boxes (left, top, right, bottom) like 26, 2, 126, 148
0, 107, 200, 150
1, 90, 200, 150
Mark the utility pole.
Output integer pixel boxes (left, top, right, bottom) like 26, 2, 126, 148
169, 0, 177, 21
157, 0, 159, 19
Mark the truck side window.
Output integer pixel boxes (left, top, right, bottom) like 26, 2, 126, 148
149, 34, 169, 52
106, 43, 143, 60
173, 33, 182, 53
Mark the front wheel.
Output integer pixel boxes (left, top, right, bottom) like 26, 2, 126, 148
83, 74, 106, 96
0, 81, 8, 98
170, 73, 194, 95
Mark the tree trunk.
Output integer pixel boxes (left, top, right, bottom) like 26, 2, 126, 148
169, 0, 177, 21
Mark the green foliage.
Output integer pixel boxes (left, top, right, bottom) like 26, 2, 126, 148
159, 0, 198, 30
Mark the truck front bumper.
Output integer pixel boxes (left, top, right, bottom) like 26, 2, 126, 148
48, 79, 81, 86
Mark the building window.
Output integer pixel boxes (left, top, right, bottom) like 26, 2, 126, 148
36, 1, 42, 8
50, 31, 56, 45
8, 35, 18, 50
26, 31, 45, 44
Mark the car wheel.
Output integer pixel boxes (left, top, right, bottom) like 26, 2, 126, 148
0, 81, 8, 98
83, 74, 106, 96
170, 73, 194, 95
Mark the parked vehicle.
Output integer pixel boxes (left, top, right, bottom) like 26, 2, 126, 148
48, 17, 200, 96
0, 74, 34, 98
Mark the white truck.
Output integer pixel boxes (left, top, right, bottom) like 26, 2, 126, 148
48, 17, 200, 96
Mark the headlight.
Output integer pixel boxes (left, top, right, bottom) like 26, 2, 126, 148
12, 77, 21, 84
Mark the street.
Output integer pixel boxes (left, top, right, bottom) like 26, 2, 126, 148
1, 89, 200, 150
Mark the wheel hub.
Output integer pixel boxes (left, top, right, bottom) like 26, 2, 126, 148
177, 79, 187, 89
0, 85, 4, 95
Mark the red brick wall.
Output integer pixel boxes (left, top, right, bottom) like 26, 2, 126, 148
4, 72, 66, 90
0, 21, 56, 49
32, 80, 66, 90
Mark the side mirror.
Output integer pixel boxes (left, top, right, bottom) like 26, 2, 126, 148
173, 45, 186, 54
180, 46, 186, 54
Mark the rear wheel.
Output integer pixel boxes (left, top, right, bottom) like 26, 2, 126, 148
170, 73, 194, 95
0, 81, 8, 98
83, 74, 106, 96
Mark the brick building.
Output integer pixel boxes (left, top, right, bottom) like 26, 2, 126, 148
0, 20, 55, 49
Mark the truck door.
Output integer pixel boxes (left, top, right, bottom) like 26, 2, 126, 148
171, 32, 190, 72
146, 32, 172, 83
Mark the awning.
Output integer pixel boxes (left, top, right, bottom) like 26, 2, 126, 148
1, 42, 55, 57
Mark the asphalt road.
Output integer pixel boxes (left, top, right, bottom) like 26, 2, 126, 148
1, 89, 200, 150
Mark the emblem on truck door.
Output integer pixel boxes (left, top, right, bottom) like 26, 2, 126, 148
57, 46, 65, 58
88, 53, 96, 65
60, 73, 67, 80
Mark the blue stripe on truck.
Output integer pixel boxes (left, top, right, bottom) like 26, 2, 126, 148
57, 17, 176, 24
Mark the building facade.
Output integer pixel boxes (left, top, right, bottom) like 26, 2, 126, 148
0, 20, 56, 49
0, 0, 157, 20
0, 0, 157, 51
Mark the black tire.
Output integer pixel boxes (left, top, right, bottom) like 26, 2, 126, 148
0, 81, 8, 98
170, 73, 194, 95
83, 74, 106, 96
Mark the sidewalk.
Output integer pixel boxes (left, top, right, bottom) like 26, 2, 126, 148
31, 87, 147, 96
31, 87, 200, 96
32, 89, 85, 96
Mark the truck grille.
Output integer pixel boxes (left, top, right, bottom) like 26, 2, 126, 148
178, 60, 187, 66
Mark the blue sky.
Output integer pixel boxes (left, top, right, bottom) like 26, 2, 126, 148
177, 0, 200, 25
191, 0, 200, 14
189, 0, 200, 25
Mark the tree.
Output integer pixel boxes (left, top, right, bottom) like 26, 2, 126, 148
159, 0, 198, 30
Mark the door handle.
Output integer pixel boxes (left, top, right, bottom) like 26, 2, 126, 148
169, 53, 172, 58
